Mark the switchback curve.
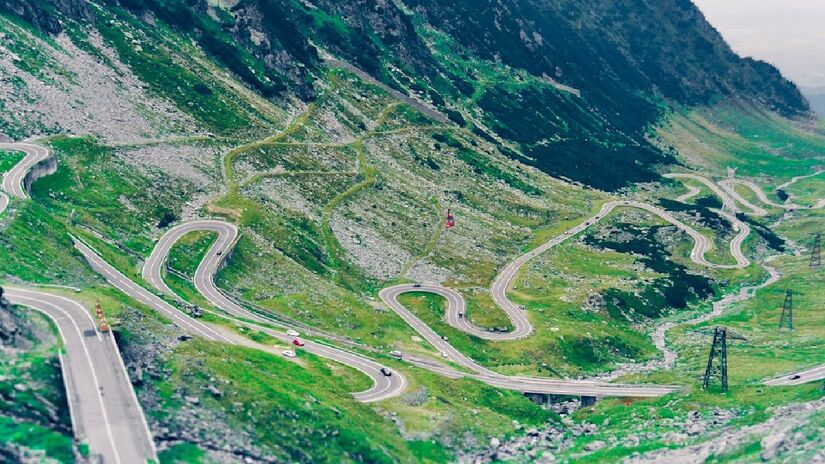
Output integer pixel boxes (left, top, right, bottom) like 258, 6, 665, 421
140, 220, 407, 403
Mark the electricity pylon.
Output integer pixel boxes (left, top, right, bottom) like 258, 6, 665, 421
702, 327, 746, 392
779, 290, 793, 331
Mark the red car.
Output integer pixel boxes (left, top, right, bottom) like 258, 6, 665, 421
292, 338, 305, 347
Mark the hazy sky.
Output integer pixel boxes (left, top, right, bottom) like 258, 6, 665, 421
692, 0, 825, 89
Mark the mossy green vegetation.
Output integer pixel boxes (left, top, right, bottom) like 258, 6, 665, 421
167, 231, 217, 278
32, 136, 194, 256
657, 103, 825, 184
2, 2, 825, 460
0, 200, 89, 284
92, 5, 284, 137
585, 223, 715, 318
0, 150, 25, 172
158, 442, 206, 464
0, 309, 75, 462
0, 416, 76, 463
153, 340, 425, 462
397, 290, 656, 377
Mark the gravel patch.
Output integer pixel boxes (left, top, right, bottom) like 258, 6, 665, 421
627, 398, 825, 463
118, 143, 223, 187
405, 259, 451, 284
330, 212, 412, 280
0, 28, 196, 142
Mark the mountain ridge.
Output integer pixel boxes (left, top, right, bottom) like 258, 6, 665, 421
1, 0, 810, 192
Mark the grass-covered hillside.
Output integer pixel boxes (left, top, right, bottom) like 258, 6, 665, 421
1, 0, 810, 191
0, 0, 824, 462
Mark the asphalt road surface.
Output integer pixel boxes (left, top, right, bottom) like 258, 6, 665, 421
398, 197, 753, 338
675, 184, 701, 203
0, 141, 51, 198
378, 285, 680, 397
143, 220, 267, 324
4, 287, 157, 464
718, 179, 770, 216
721, 176, 825, 212
131, 178, 786, 398
75, 237, 237, 344
138, 221, 407, 402
401, 196, 752, 345
766, 364, 825, 386
664, 174, 752, 268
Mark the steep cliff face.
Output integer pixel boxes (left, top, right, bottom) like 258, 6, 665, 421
0, 0, 92, 33
95, 0, 436, 100
0, 288, 28, 349
406, 0, 807, 117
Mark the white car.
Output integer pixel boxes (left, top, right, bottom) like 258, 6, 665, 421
282, 349, 296, 358
286, 329, 300, 337
441, 351, 449, 358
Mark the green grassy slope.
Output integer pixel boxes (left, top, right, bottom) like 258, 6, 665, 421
0, 2, 824, 462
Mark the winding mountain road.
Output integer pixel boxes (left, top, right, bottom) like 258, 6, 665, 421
378, 284, 679, 397
675, 184, 701, 203
1, 142, 51, 214
1, 142, 159, 462
386, 197, 751, 345
381, 170, 825, 392
720, 175, 825, 213
375, 194, 762, 397
142, 220, 263, 323
75, 238, 237, 344
4, 135, 825, 460
668, 173, 825, 386
718, 179, 770, 216
0, 141, 51, 198
664, 173, 752, 266
3, 287, 157, 464
144, 220, 677, 397
76, 234, 406, 403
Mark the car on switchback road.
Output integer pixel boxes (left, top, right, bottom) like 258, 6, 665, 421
292, 338, 305, 347
380, 367, 393, 377
282, 349, 296, 358
287, 329, 300, 337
